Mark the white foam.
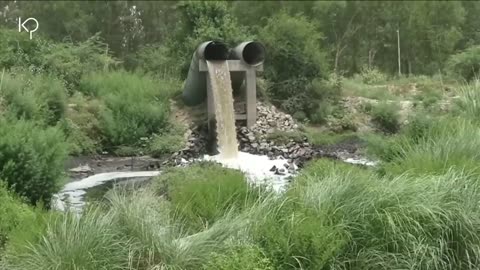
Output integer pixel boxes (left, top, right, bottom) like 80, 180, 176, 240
53, 171, 160, 212
203, 151, 296, 192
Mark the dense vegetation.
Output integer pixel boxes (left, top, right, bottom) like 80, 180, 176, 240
1, 1, 480, 269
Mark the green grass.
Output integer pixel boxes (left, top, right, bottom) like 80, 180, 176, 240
286, 159, 480, 269
153, 162, 259, 232
342, 77, 394, 100
305, 127, 358, 146
79, 71, 181, 149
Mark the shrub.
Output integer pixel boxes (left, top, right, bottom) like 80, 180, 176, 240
359, 66, 387, 84
0, 119, 68, 206
259, 12, 329, 118
153, 162, 257, 232
0, 29, 45, 69
79, 71, 180, 148
260, 12, 327, 85
0, 71, 67, 126
134, 45, 181, 79
370, 101, 401, 133
446, 45, 480, 81
0, 183, 35, 249
39, 34, 119, 89
61, 93, 104, 155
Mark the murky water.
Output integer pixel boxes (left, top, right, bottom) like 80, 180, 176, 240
206, 61, 239, 159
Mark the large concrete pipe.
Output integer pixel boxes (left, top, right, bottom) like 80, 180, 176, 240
182, 41, 229, 106
230, 41, 266, 93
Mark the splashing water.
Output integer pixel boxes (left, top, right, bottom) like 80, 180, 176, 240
206, 61, 239, 159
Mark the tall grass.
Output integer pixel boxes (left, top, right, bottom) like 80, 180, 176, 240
3, 208, 129, 270
290, 160, 480, 270
455, 80, 480, 121
79, 71, 181, 149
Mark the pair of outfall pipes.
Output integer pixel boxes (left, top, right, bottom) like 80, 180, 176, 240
182, 41, 266, 106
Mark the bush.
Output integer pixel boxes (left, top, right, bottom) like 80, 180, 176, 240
0, 119, 68, 206
79, 71, 180, 148
370, 101, 401, 133
61, 93, 104, 155
153, 162, 257, 232
39, 34, 119, 90
0, 29, 45, 69
359, 66, 388, 84
446, 45, 480, 81
259, 12, 329, 118
0, 71, 67, 126
0, 183, 35, 249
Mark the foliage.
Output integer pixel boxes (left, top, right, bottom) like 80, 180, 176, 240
39, 34, 119, 90
447, 45, 480, 81
359, 66, 388, 84
61, 93, 103, 155
79, 71, 180, 149
0, 183, 34, 249
259, 12, 328, 118
0, 29, 45, 69
369, 101, 401, 133
153, 162, 257, 232
166, 1, 251, 77
0, 70, 67, 126
0, 119, 68, 206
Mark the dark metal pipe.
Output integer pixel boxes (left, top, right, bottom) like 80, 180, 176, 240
231, 41, 266, 66
230, 41, 265, 93
182, 41, 229, 106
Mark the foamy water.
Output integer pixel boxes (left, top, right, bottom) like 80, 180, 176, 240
53, 171, 160, 212
203, 152, 296, 192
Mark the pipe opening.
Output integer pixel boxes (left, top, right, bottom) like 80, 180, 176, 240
242, 42, 265, 66
204, 41, 229, 60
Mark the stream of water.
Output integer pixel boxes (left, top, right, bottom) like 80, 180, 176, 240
206, 60, 239, 159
